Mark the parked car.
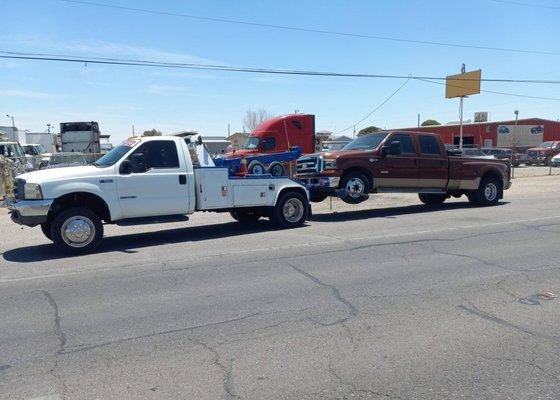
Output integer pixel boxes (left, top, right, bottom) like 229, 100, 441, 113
526, 141, 560, 166
481, 147, 528, 167
296, 131, 511, 206
22, 143, 52, 170
552, 153, 560, 167
43, 152, 88, 169
461, 148, 495, 159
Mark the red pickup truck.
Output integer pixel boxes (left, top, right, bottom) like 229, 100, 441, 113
296, 131, 512, 206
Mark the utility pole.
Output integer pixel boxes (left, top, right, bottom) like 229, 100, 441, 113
458, 63, 466, 150
227, 123, 231, 136
417, 113, 420, 128
132, 124, 135, 137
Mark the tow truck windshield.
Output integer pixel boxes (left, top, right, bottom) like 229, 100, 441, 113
342, 132, 388, 150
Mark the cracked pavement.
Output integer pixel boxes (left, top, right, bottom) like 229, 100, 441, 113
1, 174, 560, 399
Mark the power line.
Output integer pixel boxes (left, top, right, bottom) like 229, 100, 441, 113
490, 0, 560, 10
416, 78, 560, 101
55, 0, 560, 56
335, 78, 412, 135
2, 50, 560, 85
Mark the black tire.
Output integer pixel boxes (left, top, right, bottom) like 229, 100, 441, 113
472, 176, 502, 206
466, 192, 478, 205
418, 193, 447, 205
229, 209, 261, 223
50, 207, 103, 254
248, 160, 266, 175
310, 192, 328, 203
269, 191, 308, 229
339, 171, 370, 204
40, 223, 52, 241
268, 162, 285, 177
544, 156, 551, 166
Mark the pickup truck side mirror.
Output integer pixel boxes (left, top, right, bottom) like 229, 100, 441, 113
381, 141, 402, 156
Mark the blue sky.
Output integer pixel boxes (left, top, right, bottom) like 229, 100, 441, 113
1, 0, 559, 143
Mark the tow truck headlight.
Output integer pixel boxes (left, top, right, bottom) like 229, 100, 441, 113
24, 183, 43, 200
323, 158, 337, 170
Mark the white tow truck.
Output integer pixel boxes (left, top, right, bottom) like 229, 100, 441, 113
7, 136, 309, 254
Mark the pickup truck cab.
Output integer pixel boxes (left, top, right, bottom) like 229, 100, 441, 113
296, 131, 511, 206
7, 136, 309, 254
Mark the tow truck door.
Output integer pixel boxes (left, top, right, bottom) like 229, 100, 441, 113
116, 140, 189, 218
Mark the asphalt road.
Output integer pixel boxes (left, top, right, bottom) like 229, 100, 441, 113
1, 175, 560, 400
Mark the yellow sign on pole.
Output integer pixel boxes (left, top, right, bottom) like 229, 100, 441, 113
445, 69, 481, 98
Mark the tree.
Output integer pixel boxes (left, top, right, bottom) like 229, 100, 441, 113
357, 126, 381, 136
421, 119, 441, 126
243, 109, 273, 131
142, 129, 162, 136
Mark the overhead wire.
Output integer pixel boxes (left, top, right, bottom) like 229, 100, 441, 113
54, 0, 560, 56
2, 50, 560, 85
416, 78, 560, 101
489, 0, 560, 10
334, 77, 412, 135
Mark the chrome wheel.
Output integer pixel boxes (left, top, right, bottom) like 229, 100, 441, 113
346, 177, 365, 198
61, 216, 95, 248
484, 182, 498, 201
283, 198, 305, 223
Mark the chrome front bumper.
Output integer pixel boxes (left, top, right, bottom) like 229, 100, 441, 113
297, 176, 341, 189
6, 198, 53, 226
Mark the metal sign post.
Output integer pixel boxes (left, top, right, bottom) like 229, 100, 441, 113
446, 65, 481, 149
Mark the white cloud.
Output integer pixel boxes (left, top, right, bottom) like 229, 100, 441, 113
147, 84, 189, 94
13, 35, 220, 65
0, 89, 58, 99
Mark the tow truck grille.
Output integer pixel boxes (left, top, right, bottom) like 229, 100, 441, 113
297, 156, 321, 174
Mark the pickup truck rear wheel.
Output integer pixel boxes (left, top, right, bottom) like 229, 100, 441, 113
339, 171, 370, 204
269, 191, 308, 228
418, 193, 447, 205
230, 209, 261, 223
50, 207, 103, 254
472, 176, 501, 206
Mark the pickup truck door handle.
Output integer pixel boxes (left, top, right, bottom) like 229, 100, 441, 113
178, 174, 187, 185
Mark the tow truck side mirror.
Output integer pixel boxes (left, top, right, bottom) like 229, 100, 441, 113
120, 160, 132, 174
130, 153, 147, 173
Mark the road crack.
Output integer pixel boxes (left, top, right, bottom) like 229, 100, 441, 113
193, 339, 238, 400
39, 290, 68, 399
287, 262, 358, 326
457, 302, 560, 344
328, 364, 402, 399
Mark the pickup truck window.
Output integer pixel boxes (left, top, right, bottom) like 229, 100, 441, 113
418, 135, 441, 155
386, 133, 415, 154
132, 140, 180, 169
343, 132, 388, 150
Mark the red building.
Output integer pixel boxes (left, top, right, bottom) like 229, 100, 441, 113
397, 118, 560, 149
